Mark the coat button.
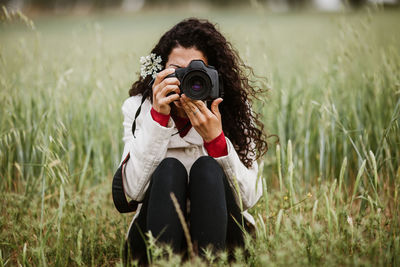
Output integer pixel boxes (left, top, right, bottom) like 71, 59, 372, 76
186, 147, 197, 156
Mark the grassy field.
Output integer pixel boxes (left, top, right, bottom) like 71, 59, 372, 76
1, 6, 400, 266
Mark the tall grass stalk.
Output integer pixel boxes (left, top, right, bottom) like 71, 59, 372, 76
287, 140, 296, 206
262, 173, 269, 232
338, 157, 347, 202
275, 209, 284, 234
276, 144, 283, 192
350, 160, 366, 208
170, 193, 194, 260
55, 185, 65, 265
39, 156, 47, 267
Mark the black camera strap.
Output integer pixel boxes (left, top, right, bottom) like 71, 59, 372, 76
131, 88, 151, 138
112, 88, 150, 214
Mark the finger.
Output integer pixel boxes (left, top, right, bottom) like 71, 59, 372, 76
154, 77, 180, 93
182, 95, 210, 121
159, 85, 180, 98
181, 95, 201, 114
180, 95, 199, 123
181, 95, 208, 127
160, 77, 180, 86
154, 78, 179, 95
179, 94, 193, 114
190, 98, 213, 117
153, 68, 175, 86
211, 98, 223, 118
162, 93, 181, 105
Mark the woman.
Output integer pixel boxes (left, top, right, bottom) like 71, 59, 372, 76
120, 18, 268, 263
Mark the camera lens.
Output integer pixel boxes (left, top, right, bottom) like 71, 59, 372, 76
182, 71, 211, 100
190, 79, 204, 91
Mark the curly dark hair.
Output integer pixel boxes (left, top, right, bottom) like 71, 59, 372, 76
129, 18, 268, 168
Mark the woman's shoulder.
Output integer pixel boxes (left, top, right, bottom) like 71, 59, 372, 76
122, 95, 144, 109
121, 94, 151, 117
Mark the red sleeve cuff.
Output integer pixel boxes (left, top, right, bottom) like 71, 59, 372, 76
150, 107, 170, 127
204, 131, 228, 158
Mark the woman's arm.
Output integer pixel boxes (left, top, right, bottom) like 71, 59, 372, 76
121, 69, 182, 201
205, 138, 262, 211
179, 94, 262, 211
121, 96, 176, 202
203, 133, 261, 211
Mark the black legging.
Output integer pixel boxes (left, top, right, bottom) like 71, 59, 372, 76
126, 156, 247, 264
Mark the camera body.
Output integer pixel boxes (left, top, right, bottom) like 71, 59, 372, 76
166, 60, 223, 101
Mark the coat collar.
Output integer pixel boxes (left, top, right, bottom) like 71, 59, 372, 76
168, 125, 203, 148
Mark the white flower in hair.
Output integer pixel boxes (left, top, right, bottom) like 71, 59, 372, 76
140, 53, 162, 79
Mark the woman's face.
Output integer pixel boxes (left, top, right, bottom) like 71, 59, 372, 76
166, 46, 208, 69
165, 46, 208, 114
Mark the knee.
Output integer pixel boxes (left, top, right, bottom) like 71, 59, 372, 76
152, 157, 187, 187
189, 156, 224, 189
158, 157, 186, 171
191, 156, 221, 172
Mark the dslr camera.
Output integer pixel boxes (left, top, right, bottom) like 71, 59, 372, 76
165, 60, 223, 101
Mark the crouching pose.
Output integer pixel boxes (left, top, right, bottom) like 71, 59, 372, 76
120, 17, 268, 264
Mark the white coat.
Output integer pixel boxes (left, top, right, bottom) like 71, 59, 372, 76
120, 95, 262, 236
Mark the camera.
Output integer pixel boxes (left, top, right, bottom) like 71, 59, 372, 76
165, 60, 223, 101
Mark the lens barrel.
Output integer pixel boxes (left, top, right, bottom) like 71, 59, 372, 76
182, 70, 212, 100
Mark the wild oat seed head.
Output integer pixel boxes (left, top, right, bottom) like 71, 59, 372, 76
347, 216, 353, 227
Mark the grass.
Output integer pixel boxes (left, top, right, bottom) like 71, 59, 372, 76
1, 6, 400, 266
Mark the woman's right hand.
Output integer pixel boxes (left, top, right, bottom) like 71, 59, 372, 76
152, 68, 181, 115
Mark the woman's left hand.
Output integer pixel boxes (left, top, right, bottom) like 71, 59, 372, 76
180, 94, 223, 142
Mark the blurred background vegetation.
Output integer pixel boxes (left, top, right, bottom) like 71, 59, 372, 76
0, 0, 399, 13
1, 0, 399, 266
